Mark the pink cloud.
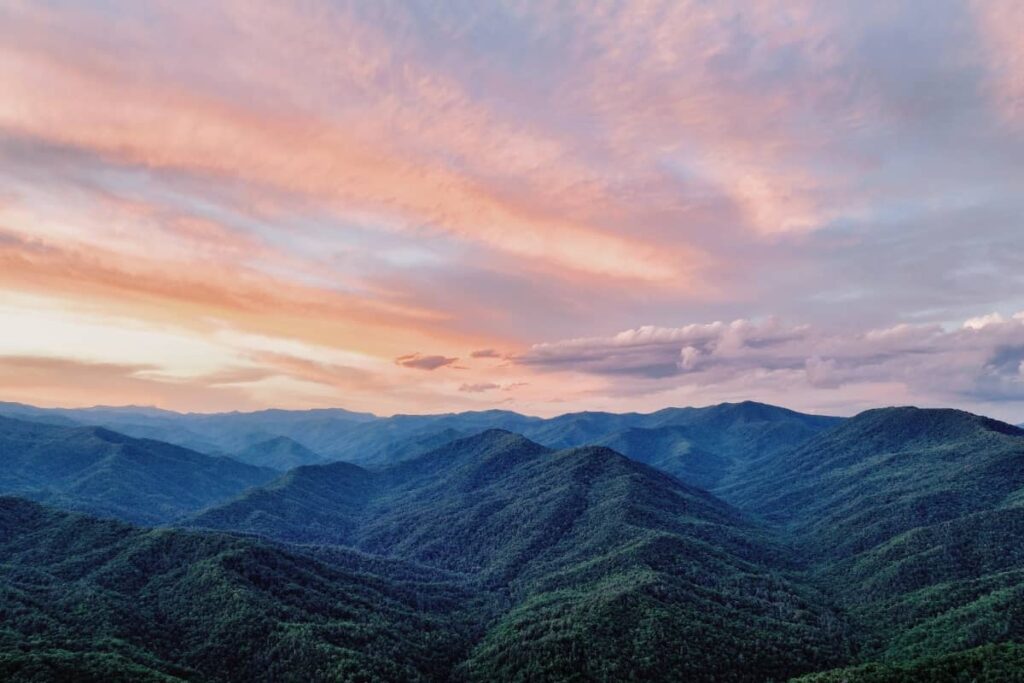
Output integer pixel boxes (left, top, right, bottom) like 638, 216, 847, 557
519, 313, 1024, 405
971, 0, 1024, 125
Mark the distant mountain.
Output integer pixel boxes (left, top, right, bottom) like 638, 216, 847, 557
312, 401, 840, 490
0, 401, 82, 426
316, 423, 471, 468
191, 430, 850, 680
549, 401, 841, 490
0, 401, 838, 489
721, 407, 1024, 665
591, 425, 721, 488
0, 416, 276, 525
0, 497, 477, 681
0, 401, 376, 458
235, 436, 326, 470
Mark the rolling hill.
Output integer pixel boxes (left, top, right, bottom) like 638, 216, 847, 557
0, 416, 276, 525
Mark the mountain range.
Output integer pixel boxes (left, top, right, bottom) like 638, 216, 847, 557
0, 400, 839, 490
1, 400, 1023, 681
0, 415, 276, 525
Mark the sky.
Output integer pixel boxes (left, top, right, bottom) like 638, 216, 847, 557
1, 0, 1023, 420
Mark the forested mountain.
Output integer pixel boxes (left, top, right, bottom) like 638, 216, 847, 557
3, 401, 1024, 680
190, 430, 851, 680
0, 416, 277, 525
0, 497, 479, 681
586, 401, 841, 490
0, 401, 838, 489
794, 643, 1024, 682
235, 436, 326, 470
317, 401, 839, 490
0, 402, 376, 459
721, 407, 1024, 669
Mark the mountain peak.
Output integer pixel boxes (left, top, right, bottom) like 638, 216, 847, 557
849, 406, 1024, 440
447, 428, 539, 452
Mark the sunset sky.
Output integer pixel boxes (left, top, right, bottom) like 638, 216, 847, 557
1, 0, 1023, 420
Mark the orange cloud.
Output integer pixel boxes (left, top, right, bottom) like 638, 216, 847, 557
0, 355, 260, 412
0, 2, 700, 284
0, 229, 457, 356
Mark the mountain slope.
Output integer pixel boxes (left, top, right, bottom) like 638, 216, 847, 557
0, 497, 477, 681
191, 430, 851, 681
0, 416, 276, 525
794, 642, 1024, 682
722, 407, 1024, 556
235, 436, 326, 470
591, 426, 724, 490
721, 407, 1024, 665
516, 401, 839, 490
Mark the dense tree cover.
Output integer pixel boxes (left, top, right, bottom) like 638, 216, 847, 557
793, 643, 1024, 682
3, 403, 1024, 680
0, 497, 480, 681
0, 416, 276, 525
586, 400, 838, 490
189, 430, 851, 680
720, 407, 1024, 672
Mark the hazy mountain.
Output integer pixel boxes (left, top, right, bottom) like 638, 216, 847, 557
235, 436, 326, 470
191, 430, 850, 680
0, 401, 838, 490
322, 401, 840, 484
591, 425, 723, 489
0, 497, 478, 681
721, 407, 1024, 665
0, 402, 376, 458
0, 416, 277, 525
561, 401, 841, 490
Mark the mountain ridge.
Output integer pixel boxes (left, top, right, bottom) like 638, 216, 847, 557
0, 415, 277, 525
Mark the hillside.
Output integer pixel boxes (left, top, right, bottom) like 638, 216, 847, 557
235, 436, 326, 470
721, 407, 1024, 665
191, 430, 851, 680
722, 407, 1024, 556
0, 497, 478, 681
793, 643, 1024, 682
0, 416, 276, 525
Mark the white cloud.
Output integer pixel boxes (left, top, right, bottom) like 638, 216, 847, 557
963, 312, 1006, 330
519, 313, 1024, 404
